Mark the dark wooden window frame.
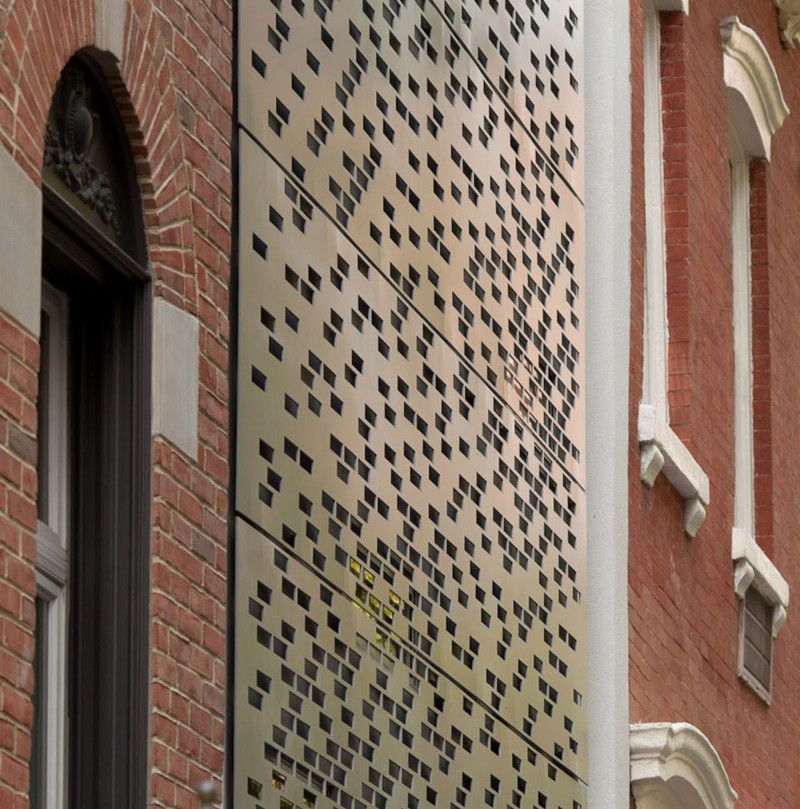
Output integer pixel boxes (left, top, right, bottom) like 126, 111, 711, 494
41, 152, 151, 808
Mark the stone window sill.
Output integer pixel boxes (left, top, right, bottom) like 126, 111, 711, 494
732, 527, 789, 635
638, 403, 710, 537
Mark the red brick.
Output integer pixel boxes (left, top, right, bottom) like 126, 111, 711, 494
0, 751, 27, 791
630, 3, 800, 806
0, 0, 231, 805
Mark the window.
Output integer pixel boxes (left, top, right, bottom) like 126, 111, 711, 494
31, 286, 70, 809
32, 54, 151, 808
740, 586, 772, 700
641, 0, 669, 416
721, 16, 789, 702
729, 124, 754, 541
638, 0, 709, 538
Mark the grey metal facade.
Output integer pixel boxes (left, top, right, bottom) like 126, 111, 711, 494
234, 1, 586, 806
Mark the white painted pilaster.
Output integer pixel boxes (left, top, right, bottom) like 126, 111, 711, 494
585, 0, 631, 805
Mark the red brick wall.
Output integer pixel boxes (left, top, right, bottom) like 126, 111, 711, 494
661, 12, 692, 437
630, 2, 800, 805
750, 159, 774, 556
0, 313, 38, 809
0, 2, 231, 808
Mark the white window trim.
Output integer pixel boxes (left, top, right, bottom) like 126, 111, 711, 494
38, 286, 69, 550
630, 722, 737, 809
721, 16, 790, 699
729, 130, 754, 541
35, 285, 70, 809
732, 527, 789, 635
734, 531, 788, 703
34, 588, 68, 809
639, 0, 709, 538
641, 0, 669, 416
638, 405, 709, 535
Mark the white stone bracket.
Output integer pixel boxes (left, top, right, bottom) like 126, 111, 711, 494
732, 527, 789, 636
638, 404, 710, 538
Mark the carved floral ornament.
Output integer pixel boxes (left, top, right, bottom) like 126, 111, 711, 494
43, 64, 120, 234
774, 0, 800, 48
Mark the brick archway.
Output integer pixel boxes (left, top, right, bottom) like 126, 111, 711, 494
0, 0, 196, 304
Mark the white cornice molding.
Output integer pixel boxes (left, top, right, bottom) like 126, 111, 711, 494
732, 527, 790, 635
774, 0, 800, 48
630, 723, 738, 809
720, 17, 789, 160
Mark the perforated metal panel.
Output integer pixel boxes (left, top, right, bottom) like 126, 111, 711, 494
235, 1, 586, 807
